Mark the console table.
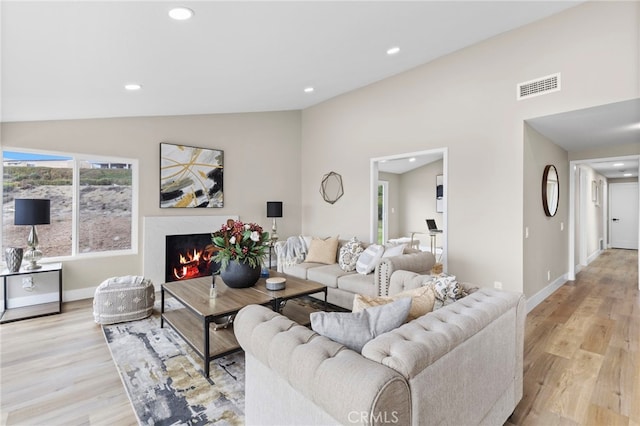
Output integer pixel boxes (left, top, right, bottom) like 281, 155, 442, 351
0, 262, 63, 323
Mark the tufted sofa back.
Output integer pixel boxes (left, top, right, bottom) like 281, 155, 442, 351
362, 287, 526, 425
235, 304, 411, 425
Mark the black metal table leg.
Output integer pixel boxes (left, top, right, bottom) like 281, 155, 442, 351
204, 318, 211, 377
160, 287, 165, 328
324, 288, 328, 311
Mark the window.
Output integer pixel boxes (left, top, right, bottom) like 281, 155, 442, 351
2, 149, 138, 259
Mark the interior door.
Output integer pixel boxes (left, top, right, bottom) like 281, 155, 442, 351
609, 182, 639, 249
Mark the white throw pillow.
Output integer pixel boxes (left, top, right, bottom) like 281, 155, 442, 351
382, 243, 406, 258
310, 298, 411, 352
355, 244, 385, 275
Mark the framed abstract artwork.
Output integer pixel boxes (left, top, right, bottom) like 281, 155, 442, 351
160, 143, 224, 208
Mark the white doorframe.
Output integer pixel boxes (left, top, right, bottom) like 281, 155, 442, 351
578, 165, 588, 267
568, 154, 640, 290
378, 180, 389, 244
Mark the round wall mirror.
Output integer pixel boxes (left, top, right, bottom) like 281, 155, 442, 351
542, 164, 559, 217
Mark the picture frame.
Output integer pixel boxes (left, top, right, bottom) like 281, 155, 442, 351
160, 142, 224, 208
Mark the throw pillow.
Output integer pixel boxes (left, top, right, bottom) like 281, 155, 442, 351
304, 236, 339, 264
430, 274, 477, 310
352, 285, 436, 321
338, 237, 364, 272
310, 298, 411, 352
355, 244, 385, 275
382, 243, 406, 258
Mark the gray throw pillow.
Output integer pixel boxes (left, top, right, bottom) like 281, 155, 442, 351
310, 297, 411, 352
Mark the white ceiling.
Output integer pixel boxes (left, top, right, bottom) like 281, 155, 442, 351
527, 98, 640, 178
1, 0, 584, 123
378, 152, 443, 174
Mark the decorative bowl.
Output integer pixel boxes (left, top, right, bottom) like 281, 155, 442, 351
212, 315, 234, 330
266, 277, 286, 291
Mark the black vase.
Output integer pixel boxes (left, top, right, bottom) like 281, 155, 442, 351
220, 260, 261, 288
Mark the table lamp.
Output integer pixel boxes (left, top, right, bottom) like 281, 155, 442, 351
266, 201, 283, 242
14, 199, 51, 270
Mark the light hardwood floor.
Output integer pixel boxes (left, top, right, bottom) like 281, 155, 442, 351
509, 248, 639, 426
0, 297, 137, 425
0, 249, 637, 425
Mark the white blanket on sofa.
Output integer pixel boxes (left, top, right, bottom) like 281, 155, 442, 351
276, 236, 308, 270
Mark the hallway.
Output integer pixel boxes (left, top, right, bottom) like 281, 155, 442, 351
510, 249, 639, 425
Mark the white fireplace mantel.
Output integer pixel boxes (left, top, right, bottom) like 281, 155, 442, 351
143, 215, 238, 290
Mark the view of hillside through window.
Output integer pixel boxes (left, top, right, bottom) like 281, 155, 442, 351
2, 151, 134, 258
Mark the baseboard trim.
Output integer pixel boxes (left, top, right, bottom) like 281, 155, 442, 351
587, 249, 602, 265
527, 274, 568, 313
63, 286, 97, 302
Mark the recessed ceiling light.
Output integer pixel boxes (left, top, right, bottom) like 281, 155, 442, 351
409, 157, 416, 162
387, 46, 400, 55
304, 87, 314, 93
613, 162, 624, 166
124, 83, 142, 91
624, 173, 632, 177
169, 7, 194, 20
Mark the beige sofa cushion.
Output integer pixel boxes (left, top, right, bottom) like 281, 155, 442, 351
304, 236, 339, 264
307, 263, 352, 288
353, 285, 436, 321
337, 272, 378, 297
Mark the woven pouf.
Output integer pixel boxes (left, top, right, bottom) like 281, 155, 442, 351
93, 275, 155, 324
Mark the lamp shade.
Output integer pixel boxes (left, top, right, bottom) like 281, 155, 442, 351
14, 199, 51, 225
266, 201, 283, 218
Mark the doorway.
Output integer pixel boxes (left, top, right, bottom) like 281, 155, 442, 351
569, 154, 640, 287
610, 182, 639, 249
369, 148, 448, 271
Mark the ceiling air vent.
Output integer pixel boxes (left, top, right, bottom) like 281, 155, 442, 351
517, 73, 561, 100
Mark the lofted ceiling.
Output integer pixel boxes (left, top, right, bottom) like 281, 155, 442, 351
527, 98, 640, 178
4, 0, 636, 171
1, 0, 584, 123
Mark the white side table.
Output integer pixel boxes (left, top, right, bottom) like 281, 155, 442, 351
0, 262, 63, 323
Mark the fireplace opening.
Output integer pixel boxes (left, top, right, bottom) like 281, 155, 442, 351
165, 233, 219, 283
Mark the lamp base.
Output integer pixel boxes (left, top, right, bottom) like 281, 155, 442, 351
24, 262, 43, 271
271, 218, 279, 242
23, 247, 43, 270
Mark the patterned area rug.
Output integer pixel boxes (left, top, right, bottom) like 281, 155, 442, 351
102, 299, 245, 426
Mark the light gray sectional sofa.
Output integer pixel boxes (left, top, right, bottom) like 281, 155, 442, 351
234, 281, 526, 426
274, 237, 436, 310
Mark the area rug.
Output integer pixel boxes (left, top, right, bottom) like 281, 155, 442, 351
102, 299, 245, 426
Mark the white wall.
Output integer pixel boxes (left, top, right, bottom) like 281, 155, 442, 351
399, 160, 443, 246
523, 124, 568, 300
378, 172, 401, 240
300, 1, 639, 294
1, 111, 302, 296
2, 2, 638, 299
579, 166, 606, 260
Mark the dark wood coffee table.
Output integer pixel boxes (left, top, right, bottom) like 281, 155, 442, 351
161, 273, 327, 377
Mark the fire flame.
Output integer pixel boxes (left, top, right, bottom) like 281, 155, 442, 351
173, 246, 214, 280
